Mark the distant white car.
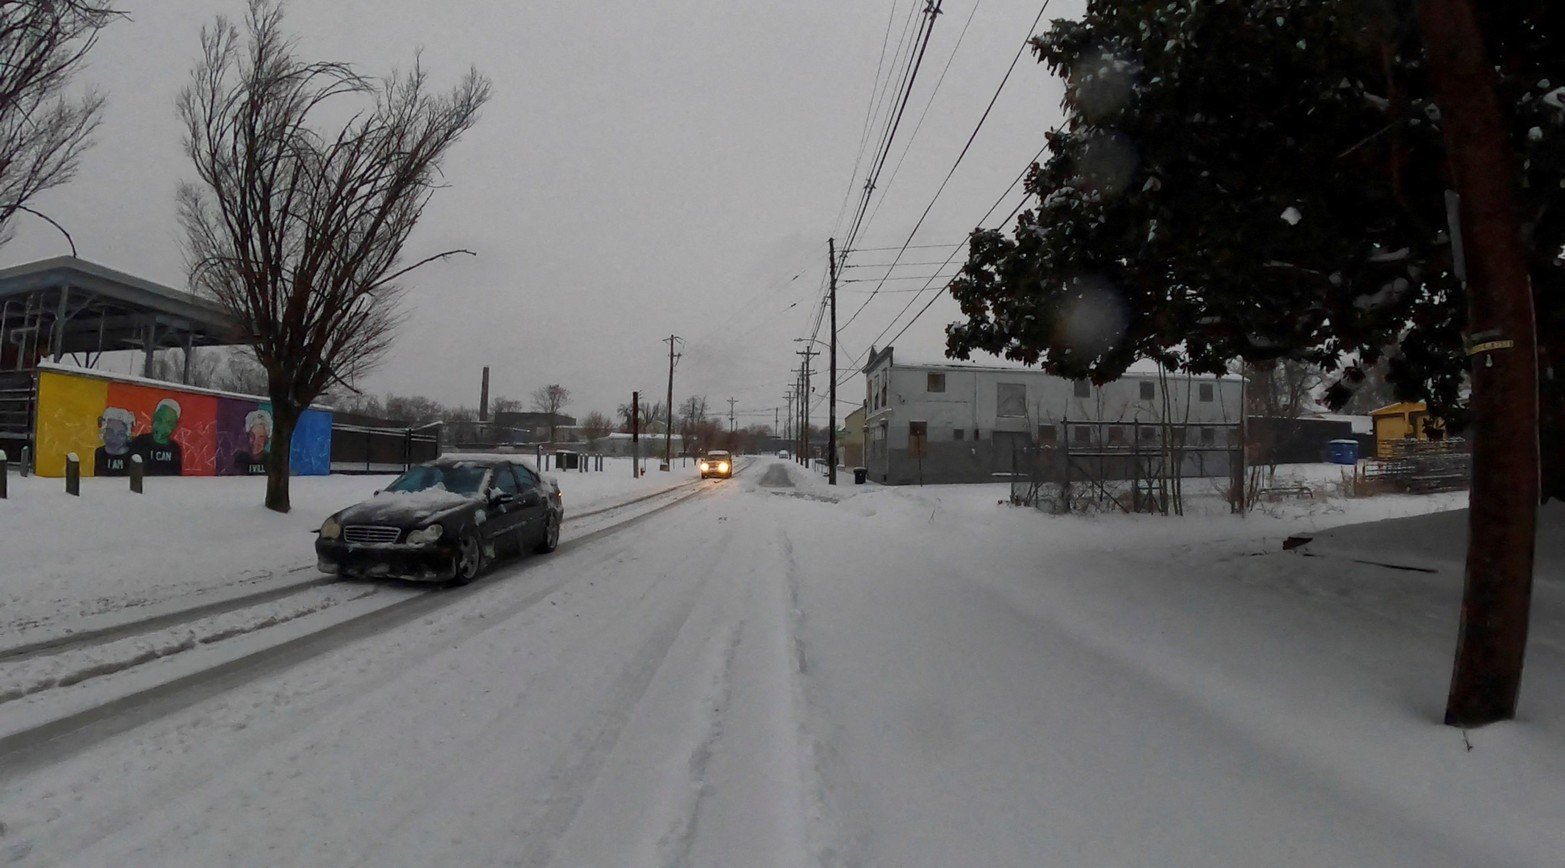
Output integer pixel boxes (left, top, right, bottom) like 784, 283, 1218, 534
777, 450, 790, 460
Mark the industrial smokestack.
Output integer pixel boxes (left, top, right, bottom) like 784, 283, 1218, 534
479, 366, 490, 422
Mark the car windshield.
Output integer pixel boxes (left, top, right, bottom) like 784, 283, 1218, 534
384, 464, 488, 495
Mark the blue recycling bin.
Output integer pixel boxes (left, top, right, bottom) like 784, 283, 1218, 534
1328, 439, 1359, 465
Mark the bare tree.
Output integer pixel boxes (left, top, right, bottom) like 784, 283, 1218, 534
530, 384, 570, 442
1244, 359, 1325, 419
178, 0, 490, 511
0, 1, 116, 248
580, 410, 611, 447
490, 396, 522, 415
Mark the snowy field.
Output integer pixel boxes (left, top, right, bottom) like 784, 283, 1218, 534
3, 458, 1563, 865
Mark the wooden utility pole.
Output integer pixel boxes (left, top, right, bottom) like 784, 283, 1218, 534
828, 238, 839, 485
662, 335, 682, 467
1417, 0, 1540, 727
784, 387, 795, 450
631, 390, 640, 477
727, 397, 737, 432
797, 348, 818, 466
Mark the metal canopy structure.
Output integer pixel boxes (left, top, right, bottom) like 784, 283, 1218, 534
0, 255, 243, 376
0, 256, 245, 458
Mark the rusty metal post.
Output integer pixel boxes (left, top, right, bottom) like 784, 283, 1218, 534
129, 453, 143, 494
0, 449, 7, 499
65, 452, 79, 496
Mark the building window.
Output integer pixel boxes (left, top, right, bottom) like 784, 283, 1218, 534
909, 421, 927, 441
880, 379, 889, 408
997, 383, 1027, 417
973, 429, 981, 440
927, 372, 945, 393
1140, 381, 1155, 400
1199, 383, 1214, 403
1200, 426, 1215, 445
1074, 380, 1091, 399
1071, 425, 1092, 445
952, 428, 964, 440
1107, 425, 1126, 446
1138, 425, 1158, 443
1037, 425, 1057, 445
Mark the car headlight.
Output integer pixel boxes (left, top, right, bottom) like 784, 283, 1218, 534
320, 517, 342, 539
699, 462, 710, 472
406, 524, 444, 546
718, 462, 729, 472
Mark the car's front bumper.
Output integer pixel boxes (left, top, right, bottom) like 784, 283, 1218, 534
315, 539, 457, 582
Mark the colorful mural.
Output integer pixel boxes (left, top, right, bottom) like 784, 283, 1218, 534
34, 368, 332, 478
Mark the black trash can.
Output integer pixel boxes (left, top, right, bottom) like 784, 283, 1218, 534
853, 467, 867, 485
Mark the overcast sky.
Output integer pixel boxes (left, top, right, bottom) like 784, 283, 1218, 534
8, 0, 1082, 427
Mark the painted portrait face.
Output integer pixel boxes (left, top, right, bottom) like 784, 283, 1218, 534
99, 418, 130, 454
248, 421, 269, 455
152, 405, 180, 444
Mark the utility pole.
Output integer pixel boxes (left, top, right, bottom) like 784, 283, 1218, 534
784, 388, 795, 450
631, 390, 640, 478
828, 238, 839, 485
797, 348, 818, 466
727, 397, 737, 433
1417, 0, 1540, 728
662, 334, 682, 468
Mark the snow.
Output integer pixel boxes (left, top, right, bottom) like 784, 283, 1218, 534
1281, 205, 1302, 225
4, 459, 1565, 865
0, 457, 695, 647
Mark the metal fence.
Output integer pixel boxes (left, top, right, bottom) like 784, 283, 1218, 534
330, 422, 442, 474
0, 370, 34, 466
1008, 419, 1247, 515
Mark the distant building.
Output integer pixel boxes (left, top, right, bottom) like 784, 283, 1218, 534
861, 346, 1244, 485
492, 410, 577, 442
838, 405, 866, 469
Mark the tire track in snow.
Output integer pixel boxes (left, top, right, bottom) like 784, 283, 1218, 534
514, 546, 724, 868
777, 526, 863, 868
657, 620, 744, 868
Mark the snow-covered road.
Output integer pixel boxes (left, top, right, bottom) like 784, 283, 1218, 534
4, 460, 1564, 866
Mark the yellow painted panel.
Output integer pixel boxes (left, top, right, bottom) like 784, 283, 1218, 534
35, 371, 110, 477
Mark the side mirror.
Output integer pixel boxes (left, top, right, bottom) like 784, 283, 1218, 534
489, 489, 517, 506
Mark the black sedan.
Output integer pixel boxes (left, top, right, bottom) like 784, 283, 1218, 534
316, 456, 564, 586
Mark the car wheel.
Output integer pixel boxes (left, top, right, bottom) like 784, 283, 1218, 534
450, 531, 485, 586
535, 511, 561, 554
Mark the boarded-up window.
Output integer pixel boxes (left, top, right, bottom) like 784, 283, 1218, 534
1140, 381, 1155, 400
1071, 425, 1092, 445
1199, 383, 1215, 402
997, 383, 1027, 417
1200, 426, 1216, 445
1074, 380, 1091, 398
909, 421, 927, 440
1108, 426, 1127, 445
952, 428, 964, 440
1037, 425, 1057, 444
927, 372, 945, 393
1139, 425, 1158, 442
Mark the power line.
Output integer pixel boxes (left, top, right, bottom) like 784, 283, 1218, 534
835, 0, 922, 232
863, 0, 985, 232
837, 142, 1046, 388
839, 1, 945, 261
840, 0, 1054, 332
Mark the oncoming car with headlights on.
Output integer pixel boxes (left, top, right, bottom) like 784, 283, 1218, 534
315, 455, 564, 586
699, 450, 733, 479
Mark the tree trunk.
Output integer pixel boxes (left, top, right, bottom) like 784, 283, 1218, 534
1417, 0, 1541, 727
266, 403, 298, 513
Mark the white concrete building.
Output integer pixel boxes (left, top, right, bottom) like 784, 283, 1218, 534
861, 346, 1244, 485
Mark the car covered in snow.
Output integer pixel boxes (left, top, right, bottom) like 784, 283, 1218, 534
315, 455, 563, 585
699, 450, 734, 479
